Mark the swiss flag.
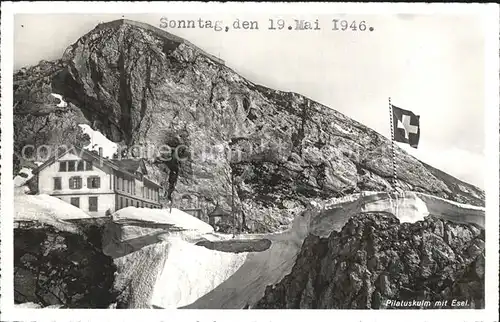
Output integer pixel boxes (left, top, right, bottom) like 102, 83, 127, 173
392, 105, 420, 148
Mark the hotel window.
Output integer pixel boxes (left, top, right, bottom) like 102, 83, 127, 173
86, 161, 93, 171
69, 176, 82, 189
120, 197, 123, 209
87, 176, 101, 189
53, 177, 62, 190
126, 199, 129, 207
77, 160, 85, 171
68, 161, 76, 172
59, 162, 67, 172
136, 201, 140, 207
70, 197, 80, 208
89, 197, 98, 212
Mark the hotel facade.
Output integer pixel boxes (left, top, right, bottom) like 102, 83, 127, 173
31, 146, 163, 216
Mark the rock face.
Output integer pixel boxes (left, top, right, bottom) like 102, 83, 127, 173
13, 60, 91, 174
14, 19, 485, 233
14, 221, 118, 308
254, 213, 485, 309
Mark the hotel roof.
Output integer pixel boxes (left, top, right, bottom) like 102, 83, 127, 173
32, 145, 163, 189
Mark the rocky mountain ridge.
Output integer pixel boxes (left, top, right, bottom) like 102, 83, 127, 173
255, 213, 485, 309
13, 19, 485, 233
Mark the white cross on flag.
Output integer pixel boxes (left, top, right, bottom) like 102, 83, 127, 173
392, 105, 420, 148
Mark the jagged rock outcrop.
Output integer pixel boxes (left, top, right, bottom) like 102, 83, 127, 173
14, 221, 118, 308
13, 59, 90, 174
254, 213, 485, 309
14, 19, 485, 233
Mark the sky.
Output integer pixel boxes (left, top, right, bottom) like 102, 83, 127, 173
13, 13, 486, 188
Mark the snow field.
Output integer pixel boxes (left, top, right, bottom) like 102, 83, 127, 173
14, 190, 485, 309
14, 167, 34, 187
14, 194, 92, 232
113, 207, 214, 235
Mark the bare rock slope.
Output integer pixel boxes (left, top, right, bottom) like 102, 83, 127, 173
14, 19, 485, 233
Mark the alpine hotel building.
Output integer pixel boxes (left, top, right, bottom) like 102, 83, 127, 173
32, 146, 163, 216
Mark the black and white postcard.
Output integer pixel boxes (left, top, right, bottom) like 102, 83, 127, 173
1, 2, 499, 322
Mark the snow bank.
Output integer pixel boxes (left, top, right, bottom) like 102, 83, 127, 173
15, 194, 91, 232
15, 302, 42, 308
78, 124, 118, 158
310, 191, 484, 237
113, 207, 214, 234
112, 241, 170, 308
14, 186, 31, 196
355, 191, 484, 228
104, 207, 214, 259
151, 236, 247, 308
104, 190, 485, 309
15, 302, 62, 309
332, 123, 352, 135
104, 208, 243, 308
15, 194, 92, 221
183, 231, 303, 309
14, 167, 33, 187
416, 192, 484, 227
360, 191, 429, 224
50, 93, 68, 108
183, 191, 485, 309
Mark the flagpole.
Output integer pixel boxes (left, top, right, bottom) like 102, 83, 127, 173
231, 171, 236, 238
389, 97, 397, 189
